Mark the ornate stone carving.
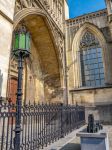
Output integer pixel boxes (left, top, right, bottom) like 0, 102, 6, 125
43, 0, 50, 9
15, 0, 63, 31
19, 0, 29, 7
16, 0, 33, 11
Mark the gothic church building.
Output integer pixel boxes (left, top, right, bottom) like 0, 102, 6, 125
0, 0, 112, 123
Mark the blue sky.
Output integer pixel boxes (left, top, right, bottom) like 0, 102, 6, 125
68, 0, 106, 18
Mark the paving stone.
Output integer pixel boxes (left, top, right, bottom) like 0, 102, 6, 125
41, 125, 112, 150
61, 125, 112, 150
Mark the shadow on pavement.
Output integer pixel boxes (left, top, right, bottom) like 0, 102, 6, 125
60, 143, 81, 150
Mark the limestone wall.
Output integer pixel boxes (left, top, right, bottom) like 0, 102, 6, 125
0, 15, 13, 98
0, 0, 15, 98
24, 41, 45, 103
0, 0, 15, 20
70, 87, 112, 123
85, 105, 112, 124
70, 88, 112, 105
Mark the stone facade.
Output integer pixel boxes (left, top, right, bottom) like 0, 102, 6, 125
0, 0, 112, 123
65, 0, 112, 123
0, 0, 68, 103
0, 0, 15, 98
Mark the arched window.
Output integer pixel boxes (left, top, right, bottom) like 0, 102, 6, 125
79, 32, 105, 87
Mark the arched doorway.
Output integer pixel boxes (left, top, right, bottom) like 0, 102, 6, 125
8, 8, 63, 104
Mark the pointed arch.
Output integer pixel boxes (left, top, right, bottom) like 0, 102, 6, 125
9, 8, 64, 103
14, 8, 62, 63
72, 22, 107, 52
13, 7, 63, 79
72, 22, 110, 88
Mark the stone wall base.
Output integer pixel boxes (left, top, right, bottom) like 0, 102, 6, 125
85, 104, 112, 125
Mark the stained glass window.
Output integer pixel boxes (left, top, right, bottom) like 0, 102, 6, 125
79, 32, 105, 87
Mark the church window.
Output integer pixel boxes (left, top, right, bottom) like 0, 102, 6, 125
79, 32, 105, 87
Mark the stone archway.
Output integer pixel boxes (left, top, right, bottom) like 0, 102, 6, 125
9, 8, 63, 103
72, 22, 111, 87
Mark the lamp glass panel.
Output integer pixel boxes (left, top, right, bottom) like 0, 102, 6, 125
26, 33, 30, 51
19, 33, 25, 49
14, 34, 19, 49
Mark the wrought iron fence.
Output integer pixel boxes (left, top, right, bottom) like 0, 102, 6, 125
0, 101, 85, 150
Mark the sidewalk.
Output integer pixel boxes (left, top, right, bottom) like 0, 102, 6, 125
42, 125, 112, 150
60, 137, 80, 150
41, 125, 86, 150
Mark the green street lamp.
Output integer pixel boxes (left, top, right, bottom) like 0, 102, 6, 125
13, 25, 30, 57
13, 25, 31, 150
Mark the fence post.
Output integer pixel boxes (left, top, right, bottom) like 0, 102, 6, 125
60, 103, 64, 138
76, 105, 79, 129
83, 106, 86, 124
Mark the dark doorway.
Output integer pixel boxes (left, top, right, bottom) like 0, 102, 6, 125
8, 77, 17, 104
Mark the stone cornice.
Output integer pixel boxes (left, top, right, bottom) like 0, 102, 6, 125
66, 9, 107, 27
69, 85, 112, 93
0, 10, 13, 24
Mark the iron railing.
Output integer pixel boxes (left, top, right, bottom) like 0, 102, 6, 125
0, 101, 85, 150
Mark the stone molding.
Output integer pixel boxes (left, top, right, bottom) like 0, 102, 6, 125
0, 10, 13, 24
66, 9, 107, 27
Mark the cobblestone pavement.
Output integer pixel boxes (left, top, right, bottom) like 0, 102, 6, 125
61, 125, 112, 150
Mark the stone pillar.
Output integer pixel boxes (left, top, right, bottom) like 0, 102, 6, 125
0, 0, 15, 98
64, 0, 69, 20
105, 0, 112, 15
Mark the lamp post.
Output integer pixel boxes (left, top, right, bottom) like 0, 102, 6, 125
13, 25, 30, 150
